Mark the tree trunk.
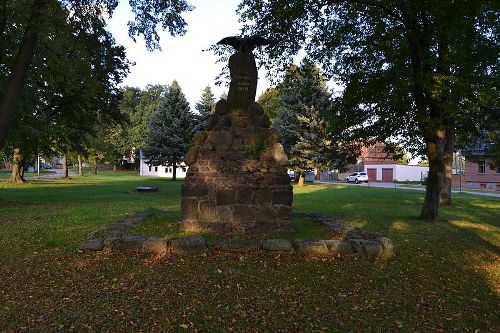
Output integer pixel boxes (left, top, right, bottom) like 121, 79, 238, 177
113, 164, 117, 172
297, 171, 305, 187
9, 148, 25, 183
172, 161, 177, 181
92, 163, 98, 175
78, 155, 83, 176
420, 134, 445, 221
440, 126, 454, 205
0, 0, 46, 145
62, 155, 69, 178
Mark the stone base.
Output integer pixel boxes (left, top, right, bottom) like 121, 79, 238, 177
180, 124, 293, 234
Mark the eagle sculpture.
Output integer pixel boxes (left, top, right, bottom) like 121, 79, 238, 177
217, 35, 269, 53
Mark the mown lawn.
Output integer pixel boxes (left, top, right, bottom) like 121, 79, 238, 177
0, 172, 499, 332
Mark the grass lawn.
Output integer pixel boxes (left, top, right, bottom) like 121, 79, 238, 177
0, 170, 56, 179
0, 172, 499, 331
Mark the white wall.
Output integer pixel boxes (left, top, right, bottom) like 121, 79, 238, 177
364, 164, 428, 182
395, 165, 428, 182
140, 160, 187, 178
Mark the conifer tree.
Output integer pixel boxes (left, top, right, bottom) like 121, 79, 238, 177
195, 85, 216, 124
144, 81, 198, 180
273, 63, 358, 186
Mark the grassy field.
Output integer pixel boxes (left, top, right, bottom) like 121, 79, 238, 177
0, 172, 499, 332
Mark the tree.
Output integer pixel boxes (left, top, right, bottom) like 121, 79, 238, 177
0, 0, 193, 146
143, 81, 199, 181
257, 87, 282, 121
195, 85, 215, 125
114, 85, 167, 167
272, 63, 358, 186
238, 0, 498, 221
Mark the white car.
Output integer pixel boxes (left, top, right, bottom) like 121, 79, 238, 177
346, 172, 369, 184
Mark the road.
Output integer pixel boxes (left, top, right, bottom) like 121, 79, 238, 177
314, 180, 500, 198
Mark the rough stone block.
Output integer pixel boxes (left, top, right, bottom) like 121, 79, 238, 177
216, 206, 233, 222
171, 236, 207, 253
262, 239, 292, 251
376, 237, 394, 257
293, 240, 330, 255
254, 191, 272, 205
217, 189, 235, 205
181, 198, 199, 220
233, 205, 255, 224
363, 241, 384, 258
199, 200, 217, 222
277, 205, 292, 220
270, 143, 288, 166
109, 236, 146, 253
78, 239, 104, 251
214, 240, 261, 251
181, 187, 208, 197
273, 191, 293, 206
194, 131, 208, 145
142, 238, 168, 254
185, 145, 200, 166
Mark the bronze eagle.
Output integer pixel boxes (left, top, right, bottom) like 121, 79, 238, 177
217, 35, 269, 53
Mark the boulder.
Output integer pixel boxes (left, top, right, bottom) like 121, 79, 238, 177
142, 238, 168, 254
262, 239, 293, 252
78, 239, 104, 251
170, 236, 207, 253
293, 240, 330, 255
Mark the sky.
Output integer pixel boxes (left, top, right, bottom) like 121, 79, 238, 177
106, 0, 271, 108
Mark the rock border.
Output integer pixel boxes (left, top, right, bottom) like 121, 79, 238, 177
78, 212, 394, 259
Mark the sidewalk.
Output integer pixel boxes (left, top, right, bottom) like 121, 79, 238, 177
314, 180, 500, 198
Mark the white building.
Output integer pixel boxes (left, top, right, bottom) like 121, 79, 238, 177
363, 164, 428, 182
139, 151, 188, 178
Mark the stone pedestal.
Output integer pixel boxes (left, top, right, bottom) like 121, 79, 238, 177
181, 38, 292, 234
180, 101, 293, 233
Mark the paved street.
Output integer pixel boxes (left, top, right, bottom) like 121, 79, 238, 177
314, 180, 500, 198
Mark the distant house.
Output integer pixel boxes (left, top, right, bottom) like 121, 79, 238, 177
328, 142, 428, 182
139, 150, 188, 178
463, 143, 499, 191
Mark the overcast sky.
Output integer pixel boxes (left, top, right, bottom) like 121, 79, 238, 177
106, 0, 272, 108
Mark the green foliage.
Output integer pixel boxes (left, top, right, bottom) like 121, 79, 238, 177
257, 87, 282, 121
194, 85, 216, 124
272, 63, 358, 173
240, 141, 268, 158
237, 0, 498, 219
143, 81, 199, 174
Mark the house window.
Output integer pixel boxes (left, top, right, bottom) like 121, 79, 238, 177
154, 166, 158, 172
478, 161, 486, 174
165, 167, 168, 173
148, 166, 151, 172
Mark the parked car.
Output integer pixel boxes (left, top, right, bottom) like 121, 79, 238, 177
346, 172, 369, 184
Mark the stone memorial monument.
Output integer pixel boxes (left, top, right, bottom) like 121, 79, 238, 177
179, 35, 293, 234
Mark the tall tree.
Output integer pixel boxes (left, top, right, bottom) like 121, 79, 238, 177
195, 85, 216, 125
143, 81, 198, 181
0, 0, 193, 146
238, 0, 498, 221
273, 63, 358, 186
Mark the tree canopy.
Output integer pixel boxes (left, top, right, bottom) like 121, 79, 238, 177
0, 0, 194, 146
238, 0, 499, 220
143, 81, 199, 180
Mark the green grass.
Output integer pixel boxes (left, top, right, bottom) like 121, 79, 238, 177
0, 170, 55, 178
0, 173, 499, 331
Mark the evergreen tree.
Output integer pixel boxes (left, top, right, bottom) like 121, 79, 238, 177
144, 81, 198, 181
195, 85, 216, 124
273, 63, 358, 186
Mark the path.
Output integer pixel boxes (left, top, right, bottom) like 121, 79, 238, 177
314, 180, 500, 198
0, 168, 76, 181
